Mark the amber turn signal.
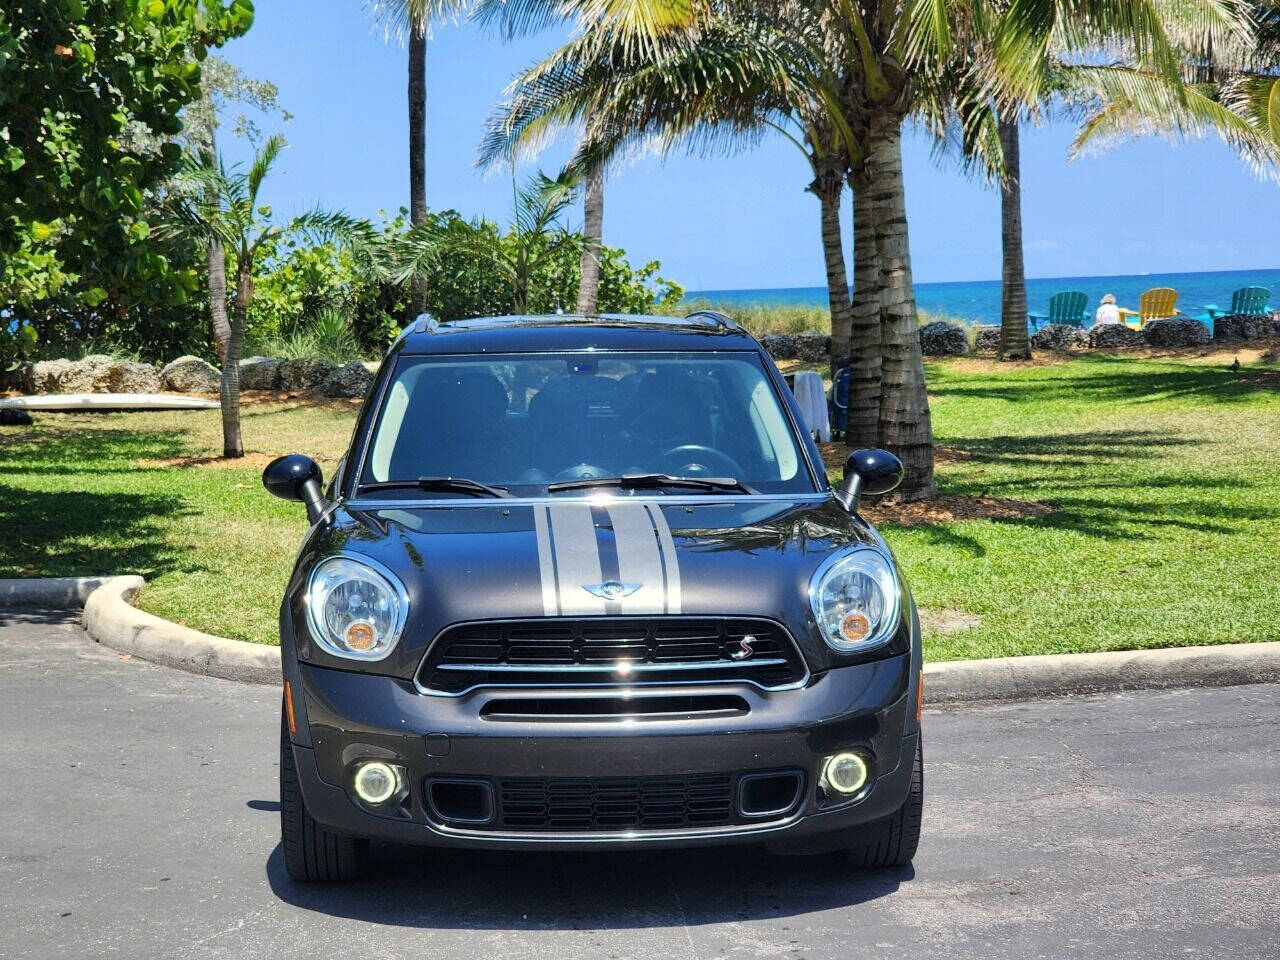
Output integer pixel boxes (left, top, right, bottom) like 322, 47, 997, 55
283, 680, 298, 735
345, 621, 377, 652
840, 611, 872, 643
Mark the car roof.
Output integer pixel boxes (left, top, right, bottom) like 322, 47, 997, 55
393, 312, 762, 355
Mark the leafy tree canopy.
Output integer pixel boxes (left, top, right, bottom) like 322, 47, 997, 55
0, 0, 254, 311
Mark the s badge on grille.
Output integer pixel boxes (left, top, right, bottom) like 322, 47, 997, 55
731, 635, 756, 660
583, 580, 642, 600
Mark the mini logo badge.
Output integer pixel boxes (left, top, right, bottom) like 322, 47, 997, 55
730, 634, 756, 660
583, 580, 642, 600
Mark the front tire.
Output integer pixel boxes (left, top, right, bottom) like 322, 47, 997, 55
844, 738, 923, 868
279, 708, 369, 882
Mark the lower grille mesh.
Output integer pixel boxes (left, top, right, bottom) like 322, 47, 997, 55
495, 775, 735, 831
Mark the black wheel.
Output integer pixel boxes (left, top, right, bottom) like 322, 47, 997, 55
844, 738, 923, 868
279, 707, 369, 882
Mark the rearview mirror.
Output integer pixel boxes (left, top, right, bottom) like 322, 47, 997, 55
263, 454, 328, 524
837, 449, 904, 512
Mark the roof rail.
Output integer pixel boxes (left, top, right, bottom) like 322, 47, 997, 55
413, 313, 442, 334
684, 309, 740, 331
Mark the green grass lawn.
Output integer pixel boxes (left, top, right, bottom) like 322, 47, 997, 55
2, 349, 1278, 659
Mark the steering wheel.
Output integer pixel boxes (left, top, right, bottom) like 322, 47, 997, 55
553, 464, 611, 482
660, 445, 745, 478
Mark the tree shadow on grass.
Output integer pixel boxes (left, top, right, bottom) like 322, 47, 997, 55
0, 485, 197, 578
0, 425, 192, 477
930, 355, 1278, 406
947, 429, 1204, 469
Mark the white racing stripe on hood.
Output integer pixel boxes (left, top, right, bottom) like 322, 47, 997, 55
605, 503, 666, 615
545, 503, 606, 616
645, 503, 682, 614
534, 500, 684, 617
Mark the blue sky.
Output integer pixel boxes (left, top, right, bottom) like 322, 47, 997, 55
220, 1, 1280, 291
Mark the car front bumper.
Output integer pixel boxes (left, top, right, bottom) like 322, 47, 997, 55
288, 652, 919, 852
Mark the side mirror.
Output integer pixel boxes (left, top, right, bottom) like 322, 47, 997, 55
837, 448, 904, 512
263, 454, 328, 524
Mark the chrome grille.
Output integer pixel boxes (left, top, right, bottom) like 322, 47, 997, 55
417, 618, 807, 695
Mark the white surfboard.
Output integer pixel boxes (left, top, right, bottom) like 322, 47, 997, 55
0, 393, 219, 411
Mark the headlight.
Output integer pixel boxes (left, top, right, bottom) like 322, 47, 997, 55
305, 556, 408, 661
809, 548, 901, 653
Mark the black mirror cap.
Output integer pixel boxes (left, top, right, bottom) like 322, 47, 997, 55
844, 448, 904, 497
263, 454, 323, 502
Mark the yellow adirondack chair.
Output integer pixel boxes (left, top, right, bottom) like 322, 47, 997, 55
1118, 287, 1179, 329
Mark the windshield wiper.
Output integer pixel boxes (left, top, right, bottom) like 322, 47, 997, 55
546, 473, 757, 495
361, 477, 511, 498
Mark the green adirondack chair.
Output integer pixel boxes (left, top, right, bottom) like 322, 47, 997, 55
1028, 291, 1089, 331
1197, 286, 1272, 335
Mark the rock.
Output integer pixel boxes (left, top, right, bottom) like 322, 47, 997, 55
1030, 323, 1089, 351
278, 357, 336, 392
918, 321, 969, 356
758, 332, 830, 363
24, 354, 162, 394
1141, 317, 1211, 348
21, 358, 74, 393
1211, 314, 1269, 342
161, 355, 221, 393
0, 408, 34, 426
973, 326, 1002, 352
1088, 323, 1144, 349
321, 361, 375, 398
239, 356, 283, 391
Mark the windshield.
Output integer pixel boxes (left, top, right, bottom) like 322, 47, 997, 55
360, 351, 816, 497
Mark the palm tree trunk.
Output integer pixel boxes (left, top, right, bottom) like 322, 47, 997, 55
810, 164, 854, 380
997, 113, 1031, 360
205, 124, 231, 362
869, 114, 936, 501
220, 265, 251, 458
575, 163, 605, 313
846, 170, 882, 449
408, 24, 427, 316
208, 237, 230, 362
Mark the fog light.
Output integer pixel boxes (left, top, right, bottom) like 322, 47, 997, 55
353, 761, 401, 805
822, 752, 870, 795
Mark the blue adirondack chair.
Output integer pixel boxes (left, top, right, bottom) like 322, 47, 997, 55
1028, 291, 1089, 332
1196, 285, 1272, 336
830, 365, 850, 439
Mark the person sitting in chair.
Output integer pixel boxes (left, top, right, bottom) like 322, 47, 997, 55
1095, 293, 1122, 326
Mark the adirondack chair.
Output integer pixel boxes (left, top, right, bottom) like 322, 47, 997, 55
1196, 286, 1272, 335
1118, 287, 1178, 329
829, 365, 850, 440
1027, 291, 1089, 331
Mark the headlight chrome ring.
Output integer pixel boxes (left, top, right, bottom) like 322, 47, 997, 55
304, 554, 409, 661
809, 547, 901, 654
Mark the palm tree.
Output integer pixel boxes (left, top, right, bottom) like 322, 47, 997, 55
162, 137, 373, 457
478, 7, 866, 377
479, 0, 1249, 500
371, 1, 471, 314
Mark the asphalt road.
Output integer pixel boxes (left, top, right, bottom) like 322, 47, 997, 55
2, 607, 1278, 960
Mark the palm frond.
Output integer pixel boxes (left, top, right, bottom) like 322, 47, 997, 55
247, 135, 286, 208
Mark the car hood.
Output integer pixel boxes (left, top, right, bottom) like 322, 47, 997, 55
290, 495, 885, 678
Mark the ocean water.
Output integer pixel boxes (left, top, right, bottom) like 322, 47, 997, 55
688, 267, 1280, 326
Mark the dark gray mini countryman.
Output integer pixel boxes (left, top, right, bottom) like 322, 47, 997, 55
264, 311, 923, 882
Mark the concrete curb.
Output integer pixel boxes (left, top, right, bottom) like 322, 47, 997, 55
2, 575, 279, 684
923, 641, 1280, 704
2, 576, 1278, 700
81, 576, 280, 684
0, 576, 115, 607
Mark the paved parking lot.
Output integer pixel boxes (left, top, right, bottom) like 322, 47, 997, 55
2, 606, 1278, 959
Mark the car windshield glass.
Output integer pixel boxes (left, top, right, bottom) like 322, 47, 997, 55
359, 351, 815, 497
